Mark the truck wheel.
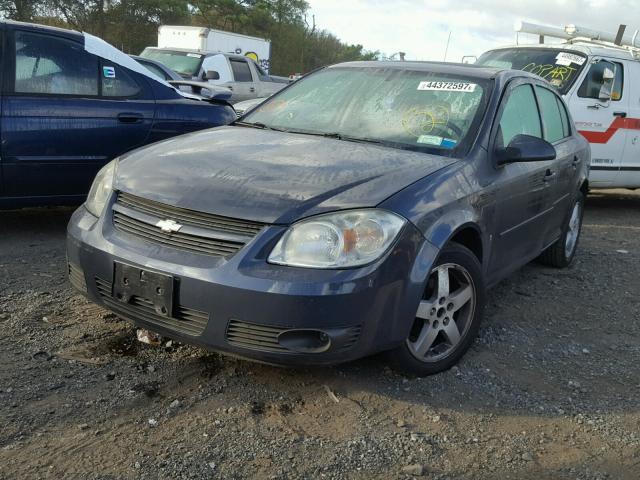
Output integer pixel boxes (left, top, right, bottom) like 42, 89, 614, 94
388, 243, 485, 376
538, 192, 584, 268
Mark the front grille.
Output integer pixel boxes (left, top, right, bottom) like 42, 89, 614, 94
226, 319, 362, 354
68, 262, 87, 293
96, 277, 209, 336
113, 192, 266, 257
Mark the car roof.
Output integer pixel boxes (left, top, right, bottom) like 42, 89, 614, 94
0, 19, 83, 43
330, 60, 536, 81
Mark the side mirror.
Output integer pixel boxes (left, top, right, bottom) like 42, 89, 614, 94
598, 66, 615, 101
205, 70, 220, 81
496, 134, 556, 165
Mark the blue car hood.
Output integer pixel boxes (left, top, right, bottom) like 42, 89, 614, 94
115, 126, 457, 224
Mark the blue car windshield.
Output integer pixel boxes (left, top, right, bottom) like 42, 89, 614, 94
243, 67, 490, 155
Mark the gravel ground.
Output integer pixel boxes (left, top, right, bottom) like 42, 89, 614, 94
1, 189, 639, 480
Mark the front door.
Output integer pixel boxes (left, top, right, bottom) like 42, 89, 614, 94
488, 82, 557, 279
1, 29, 155, 201
618, 60, 640, 187
567, 58, 628, 188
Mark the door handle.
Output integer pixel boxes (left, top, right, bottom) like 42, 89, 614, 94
613, 111, 627, 118
249, 87, 256, 93
543, 169, 556, 182
572, 156, 581, 166
117, 113, 144, 124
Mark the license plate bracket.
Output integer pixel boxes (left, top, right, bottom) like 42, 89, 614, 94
113, 262, 174, 317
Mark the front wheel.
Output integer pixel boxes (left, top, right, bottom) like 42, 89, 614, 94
387, 243, 485, 376
538, 192, 585, 268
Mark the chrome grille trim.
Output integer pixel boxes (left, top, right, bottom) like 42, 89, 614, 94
113, 192, 266, 257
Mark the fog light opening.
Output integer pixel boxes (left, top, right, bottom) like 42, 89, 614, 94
277, 329, 332, 353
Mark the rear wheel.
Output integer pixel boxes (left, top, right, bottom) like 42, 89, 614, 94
388, 243, 485, 376
538, 192, 584, 268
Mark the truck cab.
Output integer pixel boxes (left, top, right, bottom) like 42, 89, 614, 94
140, 48, 287, 104
477, 23, 640, 189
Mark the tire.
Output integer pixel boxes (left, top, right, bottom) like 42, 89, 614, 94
538, 192, 585, 268
387, 243, 485, 377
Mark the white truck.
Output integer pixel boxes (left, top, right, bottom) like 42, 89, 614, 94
476, 21, 640, 189
140, 26, 288, 103
158, 25, 272, 73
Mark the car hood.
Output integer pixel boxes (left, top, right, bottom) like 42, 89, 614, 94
115, 126, 457, 224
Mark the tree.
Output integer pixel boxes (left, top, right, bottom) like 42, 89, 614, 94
0, 0, 378, 73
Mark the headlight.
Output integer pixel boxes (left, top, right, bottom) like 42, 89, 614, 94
85, 159, 118, 217
269, 210, 406, 268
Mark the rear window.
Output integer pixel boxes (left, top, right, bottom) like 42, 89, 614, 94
477, 48, 587, 93
139, 48, 202, 77
230, 59, 253, 82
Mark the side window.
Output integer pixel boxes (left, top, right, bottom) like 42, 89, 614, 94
497, 84, 542, 147
578, 61, 623, 101
101, 63, 141, 98
556, 96, 571, 137
14, 31, 98, 96
230, 59, 253, 82
536, 86, 565, 143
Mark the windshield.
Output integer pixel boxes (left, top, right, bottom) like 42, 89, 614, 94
139, 48, 203, 78
477, 48, 587, 93
244, 67, 490, 156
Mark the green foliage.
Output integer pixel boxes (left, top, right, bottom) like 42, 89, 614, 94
0, 0, 378, 74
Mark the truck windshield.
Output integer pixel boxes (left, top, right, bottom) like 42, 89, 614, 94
139, 48, 203, 78
476, 48, 587, 93
243, 67, 490, 156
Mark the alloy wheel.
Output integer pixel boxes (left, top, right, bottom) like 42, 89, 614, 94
565, 201, 582, 258
406, 263, 476, 363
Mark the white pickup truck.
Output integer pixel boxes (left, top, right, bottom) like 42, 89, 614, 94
140, 47, 288, 103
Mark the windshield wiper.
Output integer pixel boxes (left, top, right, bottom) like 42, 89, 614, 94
234, 121, 288, 132
320, 132, 383, 145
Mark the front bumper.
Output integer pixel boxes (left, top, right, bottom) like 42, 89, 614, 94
66, 204, 438, 366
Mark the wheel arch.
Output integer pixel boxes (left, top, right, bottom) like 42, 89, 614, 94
421, 210, 485, 265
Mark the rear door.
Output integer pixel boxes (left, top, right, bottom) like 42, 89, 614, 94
227, 57, 256, 101
488, 81, 557, 278
534, 84, 578, 243
567, 58, 627, 187
1, 29, 155, 200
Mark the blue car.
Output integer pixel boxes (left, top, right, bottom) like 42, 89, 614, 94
67, 61, 589, 376
0, 21, 235, 209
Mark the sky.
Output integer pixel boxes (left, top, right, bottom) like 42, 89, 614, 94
306, 0, 639, 62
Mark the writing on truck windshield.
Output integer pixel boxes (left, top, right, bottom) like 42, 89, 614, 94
244, 67, 489, 156
477, 48, 587, 93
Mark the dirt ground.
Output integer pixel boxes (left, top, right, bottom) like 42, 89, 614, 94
1, 190, 639, 480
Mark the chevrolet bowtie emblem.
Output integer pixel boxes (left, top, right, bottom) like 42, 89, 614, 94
156, 219, 182, 233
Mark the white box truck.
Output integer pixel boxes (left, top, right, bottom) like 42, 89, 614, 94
158, 25, 272, 73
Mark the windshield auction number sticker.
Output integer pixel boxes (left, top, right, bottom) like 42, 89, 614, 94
418, 81, 477, 92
